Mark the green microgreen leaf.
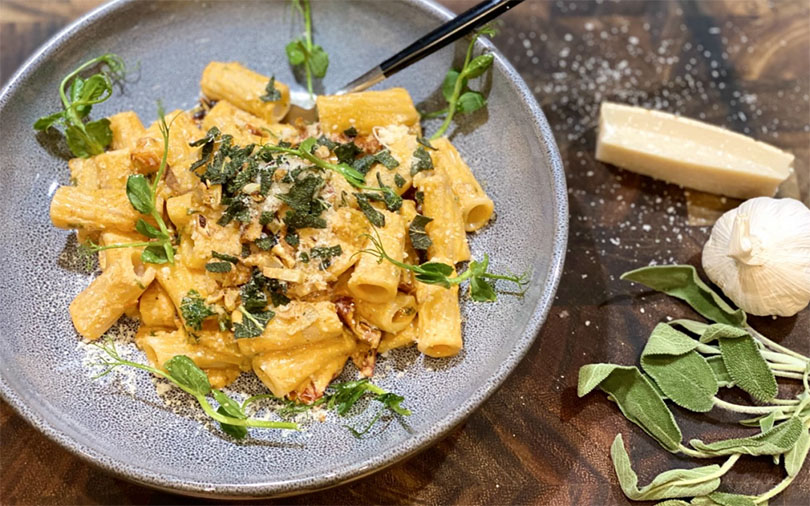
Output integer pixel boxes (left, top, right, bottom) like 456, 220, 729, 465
88, 339, 298, 435
456, 90, 486, 114
34, 53, 124, 157
287, 0, 328, 97
141, 243, 172, 264
164, 355, 212, 396
135, 218, 163, 239
429, 26, 496, 140
125, 174, 154, 215
358, 229, 525, 300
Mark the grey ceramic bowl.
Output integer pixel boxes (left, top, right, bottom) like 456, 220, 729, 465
0, 0, 567, 498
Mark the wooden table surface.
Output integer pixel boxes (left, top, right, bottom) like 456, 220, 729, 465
2, 0, 809, 504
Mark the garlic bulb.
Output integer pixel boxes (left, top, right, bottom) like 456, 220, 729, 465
702, 197, 810, 317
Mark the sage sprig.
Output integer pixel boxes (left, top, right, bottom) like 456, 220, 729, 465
580, 264, 810, 504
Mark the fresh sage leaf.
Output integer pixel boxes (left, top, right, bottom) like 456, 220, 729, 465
640, 324, 718, 413
655, 501, 691, 506
784, 425, 810, 477
689, 416, 804, 457
578, 364, 682, 452
706, 492, 756, 506
164, 355, 211, 396
718, 333, 777, 402
668, 319, 710, 336
697, 324, 748, 344
611, 434, 721, 500
759, 410, 780, 433
621, 265, 746, 327
706, 356, 734, 388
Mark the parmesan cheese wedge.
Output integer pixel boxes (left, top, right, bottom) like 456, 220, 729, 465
595, 102, 794, 199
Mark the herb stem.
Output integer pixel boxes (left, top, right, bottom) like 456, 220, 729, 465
762, 350, 808, 367
304, 0, 313, 96
242, 393, 280, 411
774, 370, 805, 380
696, 343, 721, 355
91, 340, 298, 431
421, 108, 449, 120
193, 394, 298, 430
678, 444, 714, 459
754, 474, 795, 504
712, 397, 796, 415
768, 363, 808, 373
430, 30, 481, 141
748, 326, 810, 363
59, 55, 112, 113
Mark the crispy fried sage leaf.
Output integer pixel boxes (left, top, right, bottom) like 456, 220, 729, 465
611, 434, 721, 500
640, 324, 718, 413
690, 416, 803, 457
578, 364, 682, 452
621, 265, 746, 327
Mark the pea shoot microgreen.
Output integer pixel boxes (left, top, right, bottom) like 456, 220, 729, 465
425, 26, 497, 140
241, 378, 411, 438
286, 0, 328, 97
82, 104, 176, 264
358, 229, 527, 302
90, 338, 299, 438
34, 54, 125, 158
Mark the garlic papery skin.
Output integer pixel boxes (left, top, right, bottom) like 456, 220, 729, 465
702, 197, 810, 317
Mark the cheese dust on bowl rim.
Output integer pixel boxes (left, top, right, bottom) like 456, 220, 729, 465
0, 0, 567, 497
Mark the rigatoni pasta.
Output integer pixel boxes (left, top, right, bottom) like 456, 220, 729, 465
52, 61, 499, 406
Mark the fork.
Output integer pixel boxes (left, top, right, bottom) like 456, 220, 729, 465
286, 0, 524, 122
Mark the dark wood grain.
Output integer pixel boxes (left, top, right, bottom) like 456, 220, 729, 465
2, 1, 809, 504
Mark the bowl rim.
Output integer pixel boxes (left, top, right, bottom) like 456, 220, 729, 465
0, 0, 568, 498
